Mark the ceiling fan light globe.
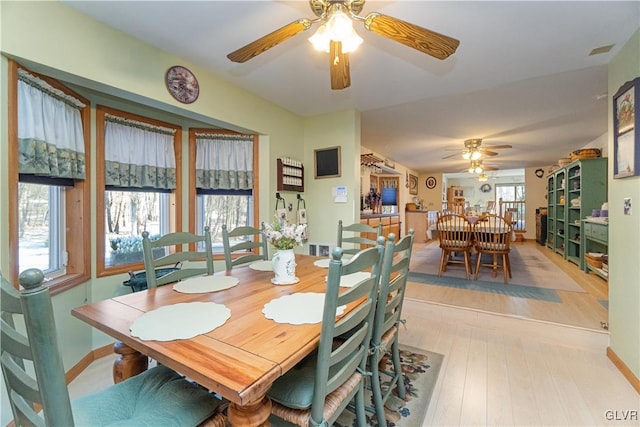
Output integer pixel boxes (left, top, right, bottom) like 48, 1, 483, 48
462, 151, 471, 160
326, 7, 353, 40
470, 150, 482, 160
341, 29, 363, 53
309, 25, 331, 52
475, 166, 483, 174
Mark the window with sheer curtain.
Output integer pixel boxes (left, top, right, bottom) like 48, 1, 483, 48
96, 106, 181, 274
191, 130, 257, 251
14, 66, 89, 284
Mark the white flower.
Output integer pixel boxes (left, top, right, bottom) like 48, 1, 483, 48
263, 215, 307, 250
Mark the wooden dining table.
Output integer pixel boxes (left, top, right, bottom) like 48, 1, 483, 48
72, 255, 354, 427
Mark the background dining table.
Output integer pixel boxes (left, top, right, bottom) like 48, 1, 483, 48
72, 254, 358, 427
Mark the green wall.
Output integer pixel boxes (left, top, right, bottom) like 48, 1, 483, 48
608, 28, 640, 382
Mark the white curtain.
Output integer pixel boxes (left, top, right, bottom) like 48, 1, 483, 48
17, 69, 86, 179
104, 115, 176, 190
195, 133, 253, 190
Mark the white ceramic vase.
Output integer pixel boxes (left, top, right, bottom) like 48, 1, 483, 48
272, 249, 297, 284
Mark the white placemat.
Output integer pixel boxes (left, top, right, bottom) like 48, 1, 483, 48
249, 260, 273, 271
130, 302, 231, 341
262, 292, 346, 325
313, 258, 331, 268
173, 275, 239, 293
324, 271, 371, 288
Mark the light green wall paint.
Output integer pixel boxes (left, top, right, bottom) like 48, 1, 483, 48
302, 110, 361, 251
608, 28, 640, 381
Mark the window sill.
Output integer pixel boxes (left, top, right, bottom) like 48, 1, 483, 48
47, 273, 91, 296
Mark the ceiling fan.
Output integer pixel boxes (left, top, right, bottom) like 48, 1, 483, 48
443, 138, 512, 160
226, 0, 460, 90
464, 160, 498, 174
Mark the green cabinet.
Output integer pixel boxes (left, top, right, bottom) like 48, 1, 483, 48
546, 158, 607, 268
582, 220, 608, 280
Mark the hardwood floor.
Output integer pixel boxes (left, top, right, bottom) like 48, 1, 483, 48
407, 239, 610, 331
68, 241, 638, 426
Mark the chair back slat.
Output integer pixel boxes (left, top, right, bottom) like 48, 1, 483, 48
436, 214, 473, 250
310, 239, 385, 425
337, 220, 382, 255
222, 224, 269, 271
1, 270, 75, 427
474, 214, 513, 252
142, 227, 214, 288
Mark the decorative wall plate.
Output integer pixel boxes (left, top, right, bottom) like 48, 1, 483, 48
165, 65, 199, 104
425, 176, 437, 189
480, 183, 492, 193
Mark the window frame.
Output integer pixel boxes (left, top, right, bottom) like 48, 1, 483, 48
188, 128, 259, 259
96, 105, 183, 277
7, 60, 91, 294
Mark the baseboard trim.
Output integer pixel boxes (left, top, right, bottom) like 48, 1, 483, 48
65, 343, 113, 384
607, 346, 640, 394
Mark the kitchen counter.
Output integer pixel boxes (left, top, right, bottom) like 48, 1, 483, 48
360, 213, 400, 219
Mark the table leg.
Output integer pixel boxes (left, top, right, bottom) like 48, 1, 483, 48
227, 395, 272, 427
113, 341, 148, 383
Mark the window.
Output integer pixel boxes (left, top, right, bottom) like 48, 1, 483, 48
18, 183, 65, 275
188, 129, 259, 256
495, 183, 525, 203
96, 106, 182, 276
8, 61, 90, 292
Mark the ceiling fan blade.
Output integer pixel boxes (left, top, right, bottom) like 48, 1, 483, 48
227, 19, 312, 63
481, 151, 499, 157
442, 152, 461, 160
330, 41, 351, 90
364, 13, 459, 60
482, 144, 513, 150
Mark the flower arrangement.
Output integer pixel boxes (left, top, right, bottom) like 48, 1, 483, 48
263, 215, 307, 250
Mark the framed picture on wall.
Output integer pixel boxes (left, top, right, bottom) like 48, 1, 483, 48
613, 77, 639, 179
314, 146, 341, 178
408, 174, 418, 195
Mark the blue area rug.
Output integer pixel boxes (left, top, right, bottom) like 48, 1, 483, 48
408, 271, 562, 302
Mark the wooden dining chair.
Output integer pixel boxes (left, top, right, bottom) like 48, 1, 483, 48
221, 224, 269, 270
435, 213, 474, 279
337, 219, 382, 256
1, 269, 225, 427
141, 227, 214, 288
366, 230, 415, 424
473, 214, 513, 283
267, 239, 386, 427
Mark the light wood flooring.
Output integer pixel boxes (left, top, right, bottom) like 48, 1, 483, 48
68, 241, 639, 426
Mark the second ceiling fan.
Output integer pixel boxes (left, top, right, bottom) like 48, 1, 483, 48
443, 138, 513, 160
227, 0, 460, 90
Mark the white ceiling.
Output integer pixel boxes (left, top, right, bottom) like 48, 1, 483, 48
63, 1, 639, 175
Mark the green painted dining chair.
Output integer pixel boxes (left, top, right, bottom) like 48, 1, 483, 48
266, 238, 386, 427
141, 227, 214, 289
366, 230, 415, 424
337, 219, 383, 256
0, 269, 225, 427
221, 224, 269, 271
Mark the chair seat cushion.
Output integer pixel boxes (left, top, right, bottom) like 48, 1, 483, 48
71, 365, 221, 426
267, 351, 352, 410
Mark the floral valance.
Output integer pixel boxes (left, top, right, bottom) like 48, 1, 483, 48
17, 69, 86, 180
104, 114, 177, 190
195, 133, 254, 191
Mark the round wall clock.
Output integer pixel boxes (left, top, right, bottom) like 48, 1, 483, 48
535, 168, 545, 178
425, 176, 437, 189
165, 66, 199, 104
480, 183, 492, 193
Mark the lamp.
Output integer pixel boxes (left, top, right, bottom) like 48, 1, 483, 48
309, 3, 363, 53
462, 149, 482, 160
468, 160, 483, 174
478, 173, 489, 182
